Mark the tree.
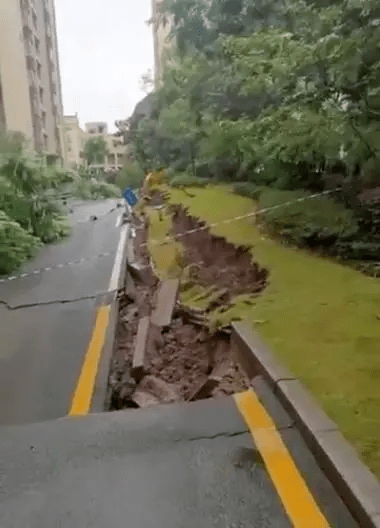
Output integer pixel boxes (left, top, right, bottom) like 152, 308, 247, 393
83, 137, 108, 167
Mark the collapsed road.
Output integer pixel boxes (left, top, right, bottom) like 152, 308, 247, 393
0, 194, 372, 527
107, 202, 267, 411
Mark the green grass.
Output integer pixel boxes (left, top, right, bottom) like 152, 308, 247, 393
164, 184, 380, 479
146, 206, 184, 280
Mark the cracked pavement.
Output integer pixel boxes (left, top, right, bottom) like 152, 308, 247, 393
0, 395, 358, 527
0, 199, 360, 527
0, 199, 123, 426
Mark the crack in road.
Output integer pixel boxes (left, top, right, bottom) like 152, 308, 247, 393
0, 288, 121, 311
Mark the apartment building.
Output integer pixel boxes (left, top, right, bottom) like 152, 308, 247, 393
151, 0, 174, 84
0, 0, 64, 163
63, 114, 84, 169
64, 117, 127, 175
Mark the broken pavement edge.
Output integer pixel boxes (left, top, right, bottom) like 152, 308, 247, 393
90, 223, 131, 414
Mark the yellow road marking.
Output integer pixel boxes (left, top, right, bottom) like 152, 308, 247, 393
69, 224, 128, 416
69, 305, 110, 416
234, 389, 330, 528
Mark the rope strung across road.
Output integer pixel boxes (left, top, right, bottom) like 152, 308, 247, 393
0, 252, 116, 284
138, 188, 342, 248
0, 187, 341, 285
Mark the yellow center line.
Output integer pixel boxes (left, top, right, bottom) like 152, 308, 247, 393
234, 389, 330, 528
69, 305, 110, 416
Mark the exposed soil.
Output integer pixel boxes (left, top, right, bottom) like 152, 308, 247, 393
170, 204, 268, 308
107, 213, 251, 411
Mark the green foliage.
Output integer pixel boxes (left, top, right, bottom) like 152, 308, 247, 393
170, 173, 210, 188
72, 178, 121, 200
128, 0, 380, 267
256, 187, 358, 247
0, 136, 75, 273
83, 136, 108, 166
116, 161, 145, 190
0, 211, 40, 274
233, 182, 263, 200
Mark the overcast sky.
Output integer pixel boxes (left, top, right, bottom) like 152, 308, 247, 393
55, 0, 154, 133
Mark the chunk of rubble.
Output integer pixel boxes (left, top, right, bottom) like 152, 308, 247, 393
132, 375, 179, 406
127, 261, 153, 286
125, 272, 137, 301
132, 389, 160, 408
131, 317, 150, 382
151, 279, 179, 328
187, 377, 219, 402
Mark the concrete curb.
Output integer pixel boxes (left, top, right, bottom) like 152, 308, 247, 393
90, 223, 131, 413
231, 321, 380, 528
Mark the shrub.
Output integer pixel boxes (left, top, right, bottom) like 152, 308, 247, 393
257, 188, 358, 247
0, 211, 40, 274
170, 172, 210, 188
116, 161, 144, 191
233, 182, 262, 201
72, 179, 121, 200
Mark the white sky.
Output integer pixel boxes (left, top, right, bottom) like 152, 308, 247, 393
55, 0, 154, 133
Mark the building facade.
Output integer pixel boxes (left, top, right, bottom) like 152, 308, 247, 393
64, 117, 127, 176
0, 0, 64, 163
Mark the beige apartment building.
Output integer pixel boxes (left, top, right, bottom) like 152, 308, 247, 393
64, 116, 126, 175
0, 0, 64, 163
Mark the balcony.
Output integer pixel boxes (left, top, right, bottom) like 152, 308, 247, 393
23, 25, 33, 41
30, 1, 37, 18
20, 0, 31, 22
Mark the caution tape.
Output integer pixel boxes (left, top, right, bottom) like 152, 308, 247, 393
138, 188, 342, 248
0, 252, 115, 284
0, 187, 341, 285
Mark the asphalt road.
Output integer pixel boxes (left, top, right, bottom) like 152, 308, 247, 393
0, 394, 358, 528
0, 199, 361, 527
0, 199, 124, 426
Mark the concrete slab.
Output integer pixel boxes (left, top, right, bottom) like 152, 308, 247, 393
251, 375, 294, 430
125, 271, 137, 301
131, 317, 150, 381
276, 379, 338, 437
188, 378, 219, 402
313, 429, 380, 527
127, 262, 152, 285
231, 322, 295, 382
151, 279, 179, 327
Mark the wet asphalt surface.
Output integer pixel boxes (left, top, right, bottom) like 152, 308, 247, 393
0, 199, 123, 425
0, 199, 359, 527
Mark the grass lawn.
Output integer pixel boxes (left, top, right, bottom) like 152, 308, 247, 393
146, 183, 380, 479
146, 206, 184, 281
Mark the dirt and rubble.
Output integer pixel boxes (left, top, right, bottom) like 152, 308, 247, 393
107, 199, 269, 411
170, 204, 268, 305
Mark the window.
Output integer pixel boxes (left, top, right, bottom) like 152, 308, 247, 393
39, 87, 43, 104
42, 111, 46, 129
34, 37, 40, 54
37, 63, 41, 80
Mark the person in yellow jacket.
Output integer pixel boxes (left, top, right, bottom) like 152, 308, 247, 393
142, 168, 168, 195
